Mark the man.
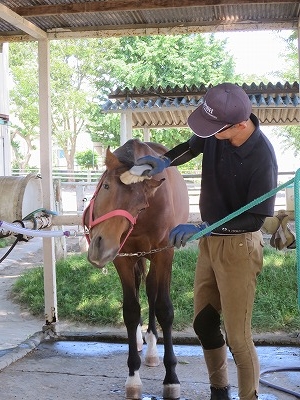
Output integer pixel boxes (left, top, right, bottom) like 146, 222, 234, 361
135, 83, 278, 400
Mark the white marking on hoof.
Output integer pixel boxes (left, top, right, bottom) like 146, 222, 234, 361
136, 324, 143, 352
163, 383, 181, 399
144, 331, 160, 367
125, 371, 142, 399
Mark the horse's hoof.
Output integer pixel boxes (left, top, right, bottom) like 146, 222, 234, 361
163, 383, 181, 399
125, 372, 142, 400
144, 330, 159, 366
125, 385, 142, 400
145, 354, 160, 367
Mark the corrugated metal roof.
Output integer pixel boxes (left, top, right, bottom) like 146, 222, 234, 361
0, 1, 299, 41
102, 82, 300, 127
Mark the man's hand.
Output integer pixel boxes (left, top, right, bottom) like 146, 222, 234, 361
135, 155, 171, 177
169, 222, 210, 248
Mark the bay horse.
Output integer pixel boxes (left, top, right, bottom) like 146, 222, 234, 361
83, 139, 189, 399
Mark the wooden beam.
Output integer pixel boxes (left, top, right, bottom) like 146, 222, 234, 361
47, 19, 299, 36
0, 18, 297, 44
13, 0, 299, 17
0, 4, 47, 39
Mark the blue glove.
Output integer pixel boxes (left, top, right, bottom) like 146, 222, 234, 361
135, 155, 171, 177
169, 222, 210, 248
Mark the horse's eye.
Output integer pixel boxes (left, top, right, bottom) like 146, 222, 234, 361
103, 183, 109, 190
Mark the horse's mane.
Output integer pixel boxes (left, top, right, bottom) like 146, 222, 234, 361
113, 139, 167, 167
113, 140, 137, 167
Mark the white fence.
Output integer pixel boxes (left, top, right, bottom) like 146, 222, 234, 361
55, 171, 295, 217
12, 169, 295, 217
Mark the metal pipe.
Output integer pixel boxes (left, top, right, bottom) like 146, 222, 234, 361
0, 220, 74, 238
52, 214, 82, 226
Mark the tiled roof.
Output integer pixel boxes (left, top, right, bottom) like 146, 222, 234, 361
102, 82, 300, 127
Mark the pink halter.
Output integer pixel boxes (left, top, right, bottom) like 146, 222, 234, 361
83, 174, 138, 251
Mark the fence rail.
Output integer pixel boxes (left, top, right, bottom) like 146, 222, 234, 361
12, 169, 295, 216
12, 169, 296, 182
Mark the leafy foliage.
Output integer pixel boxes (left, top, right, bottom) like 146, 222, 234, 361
270, 31, 300, 156
107, 34, 235, 88
86, 105, 121, 149
75, 149, 99, 170
10, 32, 298, 165
91, 34, 236, 147
50, 40, 101, 169
9, 42, 39, 169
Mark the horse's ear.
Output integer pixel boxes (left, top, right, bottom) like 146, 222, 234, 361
105, 147, 122, 170
144, 178, 165, 196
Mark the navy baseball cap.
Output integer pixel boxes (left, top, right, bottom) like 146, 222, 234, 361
188, 83, 252, 138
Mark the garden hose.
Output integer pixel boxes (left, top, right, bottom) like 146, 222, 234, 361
259, 366, 300, 398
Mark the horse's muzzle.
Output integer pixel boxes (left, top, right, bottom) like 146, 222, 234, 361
87, 235, 119, 269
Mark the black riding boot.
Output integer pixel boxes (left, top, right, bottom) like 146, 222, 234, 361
210, 385, 232, 400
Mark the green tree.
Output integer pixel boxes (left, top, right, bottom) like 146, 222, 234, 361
50, 39, 101, 170
9, 39, 107, 170
8, 34, 245, 169
271, 31, 300, 156
87, 104, 121, 149
91, 34, 236, 148
75, 149, 98, 170
9, 42, 39, 169
107, 34, 234, 88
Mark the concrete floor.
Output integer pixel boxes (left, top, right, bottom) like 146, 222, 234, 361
0, 337, 299, 400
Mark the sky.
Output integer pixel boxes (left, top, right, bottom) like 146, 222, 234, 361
216, 30, 293, 80
215, 29, 299, 173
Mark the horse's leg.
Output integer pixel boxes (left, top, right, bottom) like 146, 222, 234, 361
144, 265, 160, 367
150, 250, 180, 400
134, 260, 145, 353
136, 323, 143, 352
114, 259, 143, 400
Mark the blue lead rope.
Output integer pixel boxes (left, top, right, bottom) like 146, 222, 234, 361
294, 169, 300, 307
187, 170, 300, 308
188, 176, 295, 241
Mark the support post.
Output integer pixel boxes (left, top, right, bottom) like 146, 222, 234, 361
38, 39, 58, 331
143, 127, 151, 142
0, 42, 11, 176
120, 111, 132, 145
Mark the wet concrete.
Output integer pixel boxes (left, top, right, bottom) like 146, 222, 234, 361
0, 339, 299, 400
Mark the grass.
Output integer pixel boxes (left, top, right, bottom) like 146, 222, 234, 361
0, 237, 16, 249
11, 246, 300, 333
253, 247, 300, 332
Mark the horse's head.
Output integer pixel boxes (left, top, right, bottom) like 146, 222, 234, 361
84, 147, 164, 268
